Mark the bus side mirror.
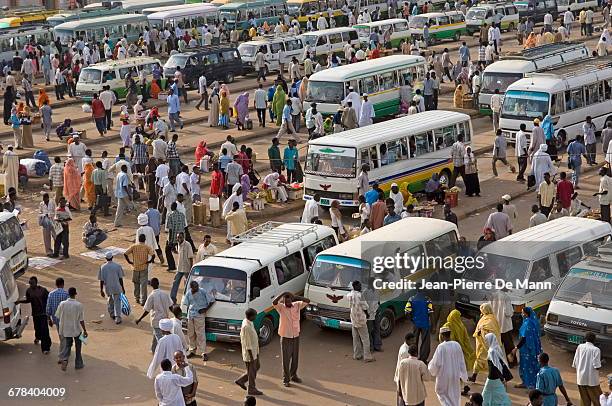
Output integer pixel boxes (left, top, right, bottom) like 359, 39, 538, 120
252, 287, 261, 299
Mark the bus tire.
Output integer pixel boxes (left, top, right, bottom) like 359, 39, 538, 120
225, 71, 235, 83
453, 32, 461, 41
258, 317, 274, 346
379, 308, 395, 338
439, 168, 452, 186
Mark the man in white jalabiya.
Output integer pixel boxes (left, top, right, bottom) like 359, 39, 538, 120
136, 213, 160, 262
342, 86, 362, 123
490, 288, 515, 367
2, 145, 19, 194
67, 135, 87, 173
301, 194, 320, 223
531, 144, 556, 187
359, 94, 375, 127
154, 358, 193, 406
147, 318, 184, 379
389, 183, 404, 216
221, 184, 243, 242
428, 326, 468, 406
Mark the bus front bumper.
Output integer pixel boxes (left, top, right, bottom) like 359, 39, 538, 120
306, 313, 353, 330
544, 324, 612, 356
303, 192, 358, 208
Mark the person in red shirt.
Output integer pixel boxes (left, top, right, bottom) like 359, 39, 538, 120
556, 171, 574, 209
209, 162, 225, 197
91, 93, 107, 137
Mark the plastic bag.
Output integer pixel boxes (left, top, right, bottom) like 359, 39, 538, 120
82, 104, 92, 113
120, 293, 131, 316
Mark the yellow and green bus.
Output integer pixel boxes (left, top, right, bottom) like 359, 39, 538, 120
408, 10, 466, 43
353, 18, 410, 48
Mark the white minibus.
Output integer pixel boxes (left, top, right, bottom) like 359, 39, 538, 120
181, 222, 338, 345
298, 27, 359, 58
544, 242, 612, 355
478, 42, 589, 115
0, 257, 27, 341
305, 218, 459, 337
238, 35, 304, 75
0, 213, 28, 279
147, 4, 219, 31
457, 217, 612, 329
304, 110, 472, 207
500, 55, 612, 144
556, 0, 598, 13
353, 19, 411, 48
304, 54, 427, 117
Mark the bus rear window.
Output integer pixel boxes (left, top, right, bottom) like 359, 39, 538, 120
0, 261, 16, 299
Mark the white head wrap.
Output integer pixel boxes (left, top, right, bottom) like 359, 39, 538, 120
159, 319, 173, 332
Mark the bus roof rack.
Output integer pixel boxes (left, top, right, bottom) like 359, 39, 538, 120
501, 42, 587, 61
230, 221, 321, 252
525, 55, 612, 79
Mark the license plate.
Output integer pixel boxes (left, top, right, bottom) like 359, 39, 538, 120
568, 334, 584, 344
205, 332, 218, 342
320, 198, 329, 205
321, 317, 340, 329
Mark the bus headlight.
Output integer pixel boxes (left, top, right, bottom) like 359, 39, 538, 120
306, 304, 318, 313
546, 313, 558, 325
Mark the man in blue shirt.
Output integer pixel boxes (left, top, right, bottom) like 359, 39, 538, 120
276, 99, 296, 140
166, 88, 183, 132
458, 41, 470, 67
405, 289, 433, 362
46, 277, 69, 354
283, 139, 299, 183
535, 353, 573, 406
423, 72, 435, 111
567, 135, 588, 188
145, 200, 164, 263
364, 182, 380, 206
383, 198, 401, 225
114, 164, 130, 227
182, 280, 215, 361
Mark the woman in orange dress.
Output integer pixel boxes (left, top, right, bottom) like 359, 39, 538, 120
83, 162, 96, 211
38, 88, 50, 107
63, 158, 81, 210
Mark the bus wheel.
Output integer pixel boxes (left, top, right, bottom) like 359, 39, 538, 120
258, 317, 274, 346
439, 169, 452, 186
453, 32, 461, 41
225, 71, 235, 83
379, 308, 395, 338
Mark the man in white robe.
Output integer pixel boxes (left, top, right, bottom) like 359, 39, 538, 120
531, 144, 556, 187
222, 184, 244, 241
301, 194, 320, 223
147, 319, 184, 379
67, 136, 87, 173
2, 146, 19, 195
342, 87, 362, 124
359, 94, 375, 127
428, 327, 468, 406
490, 289, 515, 366
389, 183, 404, 216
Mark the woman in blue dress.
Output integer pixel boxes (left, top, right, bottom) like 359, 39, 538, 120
512, 307, 542, 389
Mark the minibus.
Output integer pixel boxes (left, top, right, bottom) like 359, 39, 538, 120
304, 111, 472, 207
53, 14, 148, 46
182, 222, 338, 345
500, 56, 612, 144
298, 27, 359, 57
304, 54, 427, 117
218, 0, 288, 40
147, 4, 219, 32
305, 218, 458, 337
465, 2, 518, 34
239, 35, 304, 75
0, 257, 27, 341
457, 217, 612, 329
353, 19, 411, 48
408, 11, 466, 43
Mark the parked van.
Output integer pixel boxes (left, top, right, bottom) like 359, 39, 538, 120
305, 218, 458, 337
353, 18, 411, 48
409, 11, 466, 43
163, 46, 244, 87
514, 0, 559, 23
0, 256, 28, 341
0, 213, 28, 278
456, 217, 612, 328
465, 2, 519, 35
238, 34, 304, 75
76, 57, 164, 102
298, 27, 359, 58
181, 222, 338, 345
556, 0, 598, 14
544, 243, 612, 355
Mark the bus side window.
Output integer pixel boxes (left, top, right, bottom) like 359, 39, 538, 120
274, 252, 305, 286
586, 83, 599, 105
604, 80, 612, 100
565, 88, 584, 110
550, 93, 565, 115
369, 145, 379, 168
386, 139, 401, 163
414, 133, 431, 156
303, 235, 337, 269
316, 36, 327, 46
361, 75, 379, 94
360, 148, 371, 168
461, 122, 471, 142
250, 267, 272, 299
400, 138, 409, 159
379, 71, 396, 91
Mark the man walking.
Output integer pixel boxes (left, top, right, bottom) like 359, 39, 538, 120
268, 138, 283, 174
490, 89, 502, 133
428, 327, 468, 406
449, 133, 466, 187
17, 276, 51, 354
516, 123, 529, 182
583, 116, 597, 165
254, 83, 267, 127
182, 281, 215, 361
235, 308, 264, 396
167, 88, 183, 132
272, 292, 310, 387
404, 288, 432, 363
154, 358, 194, 405
536, 353, 573, 406
98, 252, 125, 325
172, 351, 198, 406
347, 281, 374, 363
170, 232, 194, 303
195, 72, 208, 110
538, 173, 556, 217
492, 129, 514, 176
46, 277, 69, 351
136, 278, 173, 353
277, 99, 296, 139
572, 332, 602, 406
567, 135, 588, 189
490, 288, 515, 367
485, 203, 512, 239
113, 164, 130, 227
55, 287, 87, 371
124, 234, 155, 305
397, 344, 430, 406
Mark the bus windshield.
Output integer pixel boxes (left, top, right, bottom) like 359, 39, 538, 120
466, 8, 486, 20
78, 68, 102, 84
481, 72, 523, 94
148, 18, 163, 28
501, 90, 549, 120
555, 268, 612, 309
219, 11, 236, 22
409, 16, 428, 28
300, 34, 318, 46
305, 146, 356, 178
306, 80, 344, 104
188, 265, 247, 303
238, 44, 257, 57
309, 255, 369, 290
287, 3, 301, 15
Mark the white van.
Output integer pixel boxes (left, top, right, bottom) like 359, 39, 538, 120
238, 34, 304, 75
298, 27, 360, 59
181, 222, 337, 345
544, 242, 612, 355
556, 0, 598, 14
456, 217, 612, 328
0, 213, 28, 278
305, 218, 458, 337
0, 257, 28, 341
465, 2, 519, 35
76, 56, 164, 102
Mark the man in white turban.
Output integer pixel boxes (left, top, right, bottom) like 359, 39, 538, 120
147, 318, 184, 379
428, 326, 468, 406
342, 86, 362, 123
531, 144, 556, 187
136, 213, 161, 262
